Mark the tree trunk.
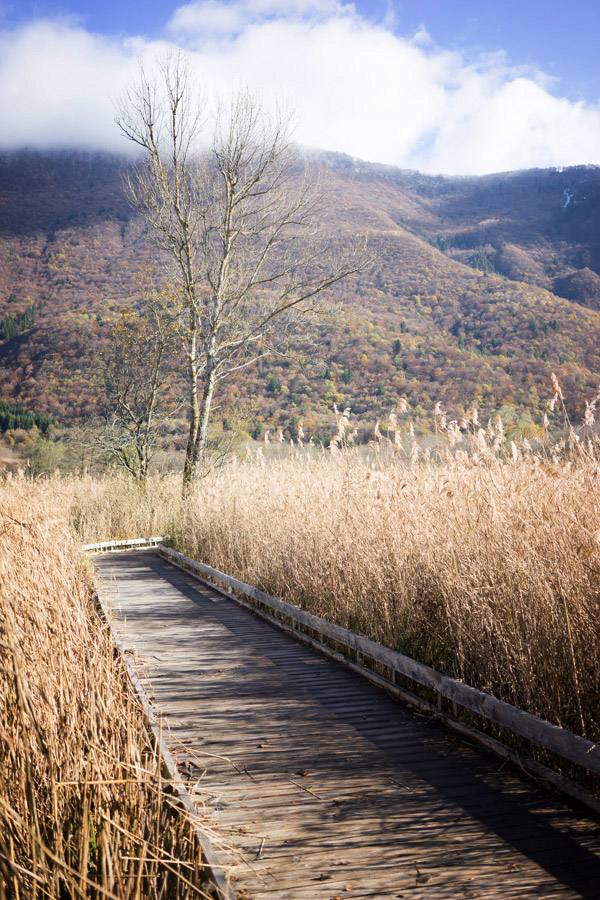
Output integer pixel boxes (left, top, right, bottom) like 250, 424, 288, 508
182, 332, 201, 489
138, 452, 149, 486
188, 344, 217, 483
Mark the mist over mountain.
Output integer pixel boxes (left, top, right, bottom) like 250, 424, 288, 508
1, 148, 600, 440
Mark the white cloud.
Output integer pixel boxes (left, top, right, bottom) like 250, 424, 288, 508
169, 0, 347, 38
0, 4, 599, 175
0, 21, 141, 153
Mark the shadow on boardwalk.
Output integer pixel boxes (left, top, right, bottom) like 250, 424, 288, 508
97, 550, 600, 900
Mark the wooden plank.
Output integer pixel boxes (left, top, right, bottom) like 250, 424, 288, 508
92, 583, 234, 900
96, 550, 600, 900
159, 545, 600, 777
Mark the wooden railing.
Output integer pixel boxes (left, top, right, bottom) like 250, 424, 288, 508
158, 544, 600, 815
86, 538, 600, 815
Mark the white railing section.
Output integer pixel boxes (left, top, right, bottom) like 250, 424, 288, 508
82, 536, 165, 553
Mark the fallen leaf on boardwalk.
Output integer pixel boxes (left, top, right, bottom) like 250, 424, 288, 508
259, 743, 269, 748
295, 769, 309, 776
318, 873, 332, 881
416, 874, 431, 884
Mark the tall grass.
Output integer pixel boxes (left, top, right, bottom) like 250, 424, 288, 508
169, 453, 600, 743
42, 443, 600, 747
0, 473, 216, 899
8, 378, 600, 756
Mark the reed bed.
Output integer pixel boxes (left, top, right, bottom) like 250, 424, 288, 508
0, 473, 217, 899
44, 441, 600, 747
168, 453, 600, 744
7, 376, 600, 768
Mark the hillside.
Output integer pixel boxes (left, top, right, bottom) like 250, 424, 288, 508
1, 149, 600, 442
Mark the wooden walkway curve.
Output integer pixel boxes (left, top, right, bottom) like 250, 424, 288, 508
95, 549, 600, 899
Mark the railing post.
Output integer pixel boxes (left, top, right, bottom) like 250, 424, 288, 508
150, 543, 600, 779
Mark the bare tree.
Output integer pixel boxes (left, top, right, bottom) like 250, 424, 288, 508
116, 52, 366, 488
97, 284, 179, 482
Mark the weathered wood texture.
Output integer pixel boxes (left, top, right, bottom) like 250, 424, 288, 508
94, 583, 233, 900
96, 550, 600, 899
159, 546, 600, 782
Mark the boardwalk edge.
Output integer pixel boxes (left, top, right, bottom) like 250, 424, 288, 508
88, 561, 235, 900
155, 542, 600, 818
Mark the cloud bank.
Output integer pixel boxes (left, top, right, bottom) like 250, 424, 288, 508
0, 1, 599, 175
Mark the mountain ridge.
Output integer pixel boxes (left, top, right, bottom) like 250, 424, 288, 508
1, 149, 600, 440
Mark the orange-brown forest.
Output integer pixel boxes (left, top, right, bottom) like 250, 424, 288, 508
1, 150, 600, 444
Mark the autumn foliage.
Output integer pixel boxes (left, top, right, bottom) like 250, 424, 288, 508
1, 151, 600, 442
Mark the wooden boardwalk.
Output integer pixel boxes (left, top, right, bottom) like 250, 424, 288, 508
96, 550, 600, 899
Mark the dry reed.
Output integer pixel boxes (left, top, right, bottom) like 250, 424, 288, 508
167, 453, 600, 743
0, 472, 217, 899
41, 445, 600, 747
7, 381, 600, 762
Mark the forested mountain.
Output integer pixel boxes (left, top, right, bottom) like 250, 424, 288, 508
1, 149, 600, 441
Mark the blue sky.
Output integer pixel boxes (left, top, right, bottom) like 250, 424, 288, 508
0, 0, 599, 174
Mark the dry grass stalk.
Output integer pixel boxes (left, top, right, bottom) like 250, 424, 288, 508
0, 477, 218, 899
47, 444, 600, 748
6, 379, 600, 774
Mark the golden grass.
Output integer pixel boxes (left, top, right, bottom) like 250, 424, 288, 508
0, 472, 215, 899
8, 367, 600, 772
169, 453, 600, 743
40, 440, 600, 747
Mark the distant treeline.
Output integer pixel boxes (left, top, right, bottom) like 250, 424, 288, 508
0, 300, 43, 341
0, 399, 56, 434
